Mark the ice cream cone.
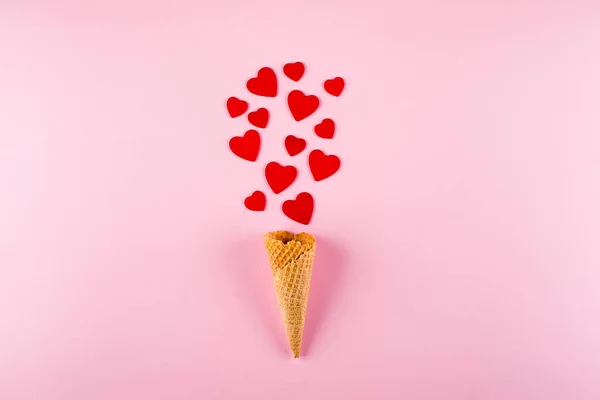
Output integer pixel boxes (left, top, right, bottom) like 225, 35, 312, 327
263, 231, 316, 358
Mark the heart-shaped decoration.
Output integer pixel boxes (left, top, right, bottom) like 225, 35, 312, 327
283, 62, 305, 82
284, 135, 306, 157
229, 130, 261, 162
248, 108, 269, 129
246, 67, 278, 97
244, 191, 266, 211
282, 192, 314, 225
314, 118, 335, 139
227, 64, 346, 224
287, 90, 320, 122
324, 77, 345, 97
309, 149, 340, 181
265, 162, 297, 194
226, 97, 248, 118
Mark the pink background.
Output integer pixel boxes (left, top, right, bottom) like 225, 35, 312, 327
1, 1, 600, 399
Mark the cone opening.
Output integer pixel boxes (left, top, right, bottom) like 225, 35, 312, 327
264, 231, 315, 247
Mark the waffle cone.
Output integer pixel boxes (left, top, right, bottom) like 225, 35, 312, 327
264, 231, 316, 358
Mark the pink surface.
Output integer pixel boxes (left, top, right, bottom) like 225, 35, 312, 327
1, 1, 600, 399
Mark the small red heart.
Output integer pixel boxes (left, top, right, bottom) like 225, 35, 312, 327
265, 162, 297, 194
284, 135, 306, 157
314, 118, 335, 139
246, 67, 278, 97
283, 62, 305, 82
287, 90, 320, 122
244, 191, 266, 211
324, 77, 345, 97
282, 192, 314, 225
226, 97, 248, 118
248, 108, 269, 129
309, 149, 341, 181
229, 130, 261, 162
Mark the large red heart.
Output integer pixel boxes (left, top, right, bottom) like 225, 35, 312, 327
287, 90, 320, 121
265, 162, 297, 194
309, 149, 340, 181
283, 62, 305, 82
284, 135, 306, 156
229, 130, 260, 162
244, 191, 266, 211
248, 108, 269, 129
246, 67, 278, 97
226, 96, 248, 118
282, 192, 314, 225
314, 118, 335, 139
324, 77, 345, 97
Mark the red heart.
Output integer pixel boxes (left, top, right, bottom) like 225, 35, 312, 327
265, 162, 297, 194
246, 67, 278, 97
229, 130, 261, 162
282, 192, 314, 225
324, 77, 345, 97
283, 62, 305, 82
287, 90, 320, 121
309, 149, 341, 181
248, 108, 269, 129
244, 191, 266, 211
314, 118, 335, 139
284, 135, 306, 156
226, 97, 248, 118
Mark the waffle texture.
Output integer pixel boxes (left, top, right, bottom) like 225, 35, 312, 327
263, 231, 316, 358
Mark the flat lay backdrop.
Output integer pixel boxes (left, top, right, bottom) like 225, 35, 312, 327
1, 1, 600, 399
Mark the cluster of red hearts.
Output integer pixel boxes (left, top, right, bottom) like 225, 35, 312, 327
226, 62, 345, 225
